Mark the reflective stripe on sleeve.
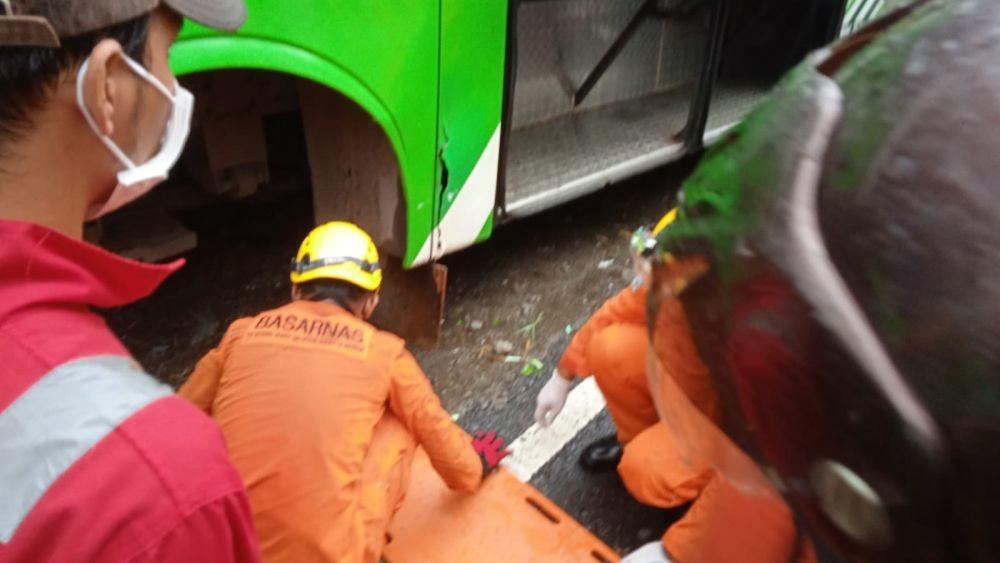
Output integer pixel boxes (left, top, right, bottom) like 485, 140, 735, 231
0, 355, 172, 542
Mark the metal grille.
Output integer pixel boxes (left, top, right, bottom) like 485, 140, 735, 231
505, 87, 693, 217
505, 0, 711, 216
704, 83, 771, 137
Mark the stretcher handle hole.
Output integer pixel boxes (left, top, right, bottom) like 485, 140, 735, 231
525, 496, 561, 524
591, 550, 614, 563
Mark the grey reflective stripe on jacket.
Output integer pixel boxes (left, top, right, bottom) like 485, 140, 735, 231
0, 355, 172, 542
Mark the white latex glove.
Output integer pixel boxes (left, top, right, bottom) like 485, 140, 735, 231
621, 541, 672, 563
533, 369, 572, 427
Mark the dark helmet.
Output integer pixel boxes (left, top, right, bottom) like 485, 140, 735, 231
650, 0, 1000, 560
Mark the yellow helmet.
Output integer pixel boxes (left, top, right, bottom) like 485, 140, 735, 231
290, 221, 382, 291
652, 207, 678, 236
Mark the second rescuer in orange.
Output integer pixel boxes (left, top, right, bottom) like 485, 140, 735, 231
533, 210, 724, 562
179, 221, 509, 562
534, 209, 809, 563
534, 209, 718, 471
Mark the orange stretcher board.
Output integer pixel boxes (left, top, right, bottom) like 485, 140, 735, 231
384, 449, 620, 563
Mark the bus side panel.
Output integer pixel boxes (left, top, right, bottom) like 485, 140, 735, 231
841, 0, 887, 36
418, 0, 509, 262
174, 0, 441, 267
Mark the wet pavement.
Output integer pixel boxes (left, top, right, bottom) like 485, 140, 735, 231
106, 157, 697, 555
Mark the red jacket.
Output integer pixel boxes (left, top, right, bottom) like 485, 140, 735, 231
0, 221, 260, 562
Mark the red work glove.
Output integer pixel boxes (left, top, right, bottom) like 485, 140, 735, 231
471, 431, 510, 473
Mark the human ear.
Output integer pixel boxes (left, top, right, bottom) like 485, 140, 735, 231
80, 39, 125, 137
364, 292, 380, 318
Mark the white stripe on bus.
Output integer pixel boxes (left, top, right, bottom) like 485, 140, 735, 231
846, 0, 864, 21
860, 0, 884, 24
414, 124, 501, 265
843, 0, 881, 36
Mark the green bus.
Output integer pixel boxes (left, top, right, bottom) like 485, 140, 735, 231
108, 0, 886, 270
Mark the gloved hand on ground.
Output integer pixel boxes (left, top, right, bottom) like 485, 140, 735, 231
621, 541, 672, 563
472, 430, 511, 473
534, 368, 572, 426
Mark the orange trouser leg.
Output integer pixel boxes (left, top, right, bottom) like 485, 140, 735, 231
586, 323, 659, 444
617, 421, 712, 509
359, 414, 417, 563
662, 475, 799, 563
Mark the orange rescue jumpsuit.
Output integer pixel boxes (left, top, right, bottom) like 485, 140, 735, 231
645, 260, 812, 563
563, 283, 808, 562
179, 300, 482, 563
558, 284, 716, 509
559, 284, 719, 444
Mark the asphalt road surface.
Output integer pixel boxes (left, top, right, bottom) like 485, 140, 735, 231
107, 157, 697, 556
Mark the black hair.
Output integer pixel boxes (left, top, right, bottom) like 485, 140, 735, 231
0, 15, 150, 153
296, 279, 373, 310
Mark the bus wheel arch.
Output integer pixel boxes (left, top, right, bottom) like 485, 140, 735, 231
296, 78, 407, 258
297, 79, 441, 347
178, 65, 441, 345
172, 38, 411, 258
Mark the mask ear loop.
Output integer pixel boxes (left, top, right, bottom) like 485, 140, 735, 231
76, 58, 137, 171
117, 55, 177, 100
75, 54, 179, 172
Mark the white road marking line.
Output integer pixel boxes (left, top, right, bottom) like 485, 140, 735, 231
501, 377, 607, 482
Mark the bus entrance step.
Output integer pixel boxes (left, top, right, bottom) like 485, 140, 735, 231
504, 88, 690, 219
502, 83, 769, 219
383, 449, 619, 563
705, 83, 770, 139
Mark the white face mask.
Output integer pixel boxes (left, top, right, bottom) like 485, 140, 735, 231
76, 53, 194, 220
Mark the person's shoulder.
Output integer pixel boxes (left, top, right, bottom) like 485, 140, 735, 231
35, 393, 249, 560
369, 323, 407, 355
118, 394, 246, 510
366, 318, 401, 343
223, 316, 254, 338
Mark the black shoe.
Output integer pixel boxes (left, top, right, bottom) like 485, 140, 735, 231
579, 434, 624, 473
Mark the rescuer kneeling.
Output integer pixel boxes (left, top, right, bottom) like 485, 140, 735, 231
535, 209, 719, 472
534, 210, 722, 561
180, 221, 509, 563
